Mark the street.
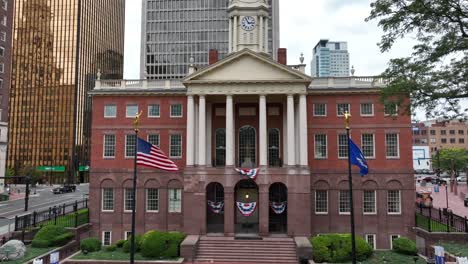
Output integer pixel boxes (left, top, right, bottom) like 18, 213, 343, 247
0, 184, 89, 235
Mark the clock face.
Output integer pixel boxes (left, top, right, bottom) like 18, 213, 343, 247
241, 16, 256, 31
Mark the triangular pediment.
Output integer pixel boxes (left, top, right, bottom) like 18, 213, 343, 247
184, 49, 311, 84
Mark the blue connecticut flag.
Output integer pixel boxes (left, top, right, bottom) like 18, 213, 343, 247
349, 138, 369, 176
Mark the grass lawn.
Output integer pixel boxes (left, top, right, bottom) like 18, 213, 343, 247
1, 246, 54, 264
38, 208, 89, 228
71, 248, 178, 261
415, 213, 455, 232
359, 251, 424, 263
440, 243, 468, 257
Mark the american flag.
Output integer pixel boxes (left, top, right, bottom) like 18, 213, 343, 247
136, 138, 179, 172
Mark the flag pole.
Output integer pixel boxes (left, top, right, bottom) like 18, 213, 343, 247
345, 111, 357, 264
130, 111, 142, 264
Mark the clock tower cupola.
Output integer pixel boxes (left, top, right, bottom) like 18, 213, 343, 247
228, 0, 270, 54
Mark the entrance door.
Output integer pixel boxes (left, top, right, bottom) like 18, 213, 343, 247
269, 182, 287, 233
206, 182, 224, 233
235, 179, 259, 234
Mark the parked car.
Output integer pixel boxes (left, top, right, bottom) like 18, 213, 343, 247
457, 176, 466, 183
52, 185, 76, 194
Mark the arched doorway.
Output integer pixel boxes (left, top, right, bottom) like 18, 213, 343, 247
269, 182, 287, 233
235, 179, 259, 234
206, 182, 224, 233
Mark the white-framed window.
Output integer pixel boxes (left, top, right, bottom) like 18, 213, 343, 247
361, 133, 375, 158
125, 134, 137, 158
1, 16, 6, 26
170, 134, 182, 158
0, 46, 4, 57
365, 234, 377, 250
146, 188, 159, 212
126, 104, 138, 117
124, 188, 135, 212
104, 105, 117, 118
102, 231, 112, 246
360, 103, 374, 116
0, 32, 5, 42
384, 104, 398, 116
338, 134, 348, 159
148, 134, 160, 147
313, 103, 327, 116
170, 104, 183, 117
103, 134, 115, 158
339, 190, 350, 214
390, 234, 401, 249
148, 104, 160, 118
385, 133, 399, 158
0, 63, 4, 73
101, 188, 114, 212
314, 134, 327, 159
387, 190, 401, 214
0, 78, 3, 89
315, 190, 328, 214
1, 0, 6, 10
363, 190, 377, 214
337, 103, 350, 116
124, 231, 132, 240
168, 188, 182, 213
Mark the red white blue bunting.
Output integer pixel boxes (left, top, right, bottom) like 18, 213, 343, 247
236, 202, 257, 216
270, 201, 287, 214
207, 200, 224, 214
235, 168, 259, 180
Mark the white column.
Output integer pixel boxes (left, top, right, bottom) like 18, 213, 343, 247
287, 95, 295, 166
194, 101, 199, 166
299, 94, 308, 166
233, 16, 238, 52
259, 95, 267, 166
295, 100, 300, 165
228, 18, 232, 53
282, 102, 288, 165
186, 95, 195, 166
259, 16, 264, 52
198, 95, 206, 166
206, 103, 212, 167
226, 95, 235, 166
264, 17, 269, 53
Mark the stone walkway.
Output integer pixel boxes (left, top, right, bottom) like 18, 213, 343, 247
417, 183, 468, 217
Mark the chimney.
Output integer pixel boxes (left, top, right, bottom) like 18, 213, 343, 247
277, 48, 287, 65
209, 49, 219, 65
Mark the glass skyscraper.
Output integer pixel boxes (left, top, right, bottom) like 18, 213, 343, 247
141, 0, 280, 80
310, 39, 350, 77
8, 0, 125, 182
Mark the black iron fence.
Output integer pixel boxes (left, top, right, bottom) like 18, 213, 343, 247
14, 199, 89, 231
415, 203, 468, 233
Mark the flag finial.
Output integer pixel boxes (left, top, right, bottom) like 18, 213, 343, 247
344, 111, 351, 129
133, 111, 143, 132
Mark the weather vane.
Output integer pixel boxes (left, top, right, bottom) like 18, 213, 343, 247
133, 111, 143, 132
344, 111, 351, 129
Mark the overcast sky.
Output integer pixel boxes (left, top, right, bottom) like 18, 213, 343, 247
124, 0, 417, 79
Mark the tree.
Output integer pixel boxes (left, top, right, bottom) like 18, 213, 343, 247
19, 165, 42, 186
366, 0, 468, 119
432, 148, 468, 176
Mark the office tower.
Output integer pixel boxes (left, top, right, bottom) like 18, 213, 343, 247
0, 0, 13, 192
8, 0, 125, 183
311, 39, 350, 77
141, 0, 280, 79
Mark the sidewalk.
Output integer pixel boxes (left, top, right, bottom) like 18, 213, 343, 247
8, 192, 25, 201
417, 184, 468, 217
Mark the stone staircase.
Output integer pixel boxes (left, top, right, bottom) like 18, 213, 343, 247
194, 236, 298, 263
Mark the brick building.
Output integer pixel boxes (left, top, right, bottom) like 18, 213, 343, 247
88, 0, 414, 250
412, 120, 468, 155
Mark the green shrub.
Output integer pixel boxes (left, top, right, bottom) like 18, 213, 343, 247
310, 234, 373, 263
52, 233, 74, 246
123, 234, 143, 253
32, 225, 70, 248
393, 237, 417, 255
115, 239, 126, 248
140, 231, 167, 258
31, 239, 50, 248
104, 245, 117, 252
80, 237, 102, 253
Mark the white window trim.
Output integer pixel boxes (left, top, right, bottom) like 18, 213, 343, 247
387, 190, 402, 215
337, 134, 348, 160
124, 231, 132, 240
365, 234, 377, 250
126, 104, 139, 118
124, 188, 135, 213
315, 190, 328, 215
125, 134, 136, 159
146, 188, 159, 213
170, 104, 183, 118
336, 103, 350, 117
363, 190, 377, 215
102, 134, 115, 159
390, 234, 401, 249
314, 134, 328, 159
147, 134, 160, 147
101, 188, 114, 212
148, 104, 161, 118
313, 103, 327, 117
361, 133, 376, 159
360, 103, 374, 117
339, 190, 351, 215
384, 104, 399, 116
168, 188, 182, 213
386, 133, 400, 159
104, 105, 117, 118
169, 134, 183, 159
102, 231, 112, 246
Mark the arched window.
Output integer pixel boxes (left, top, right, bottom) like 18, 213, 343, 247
239, 126, 256, 168
215, 128, 226, 166
268, 128, 280, 166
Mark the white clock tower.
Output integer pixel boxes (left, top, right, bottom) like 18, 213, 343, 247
228, 0, 270, 54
